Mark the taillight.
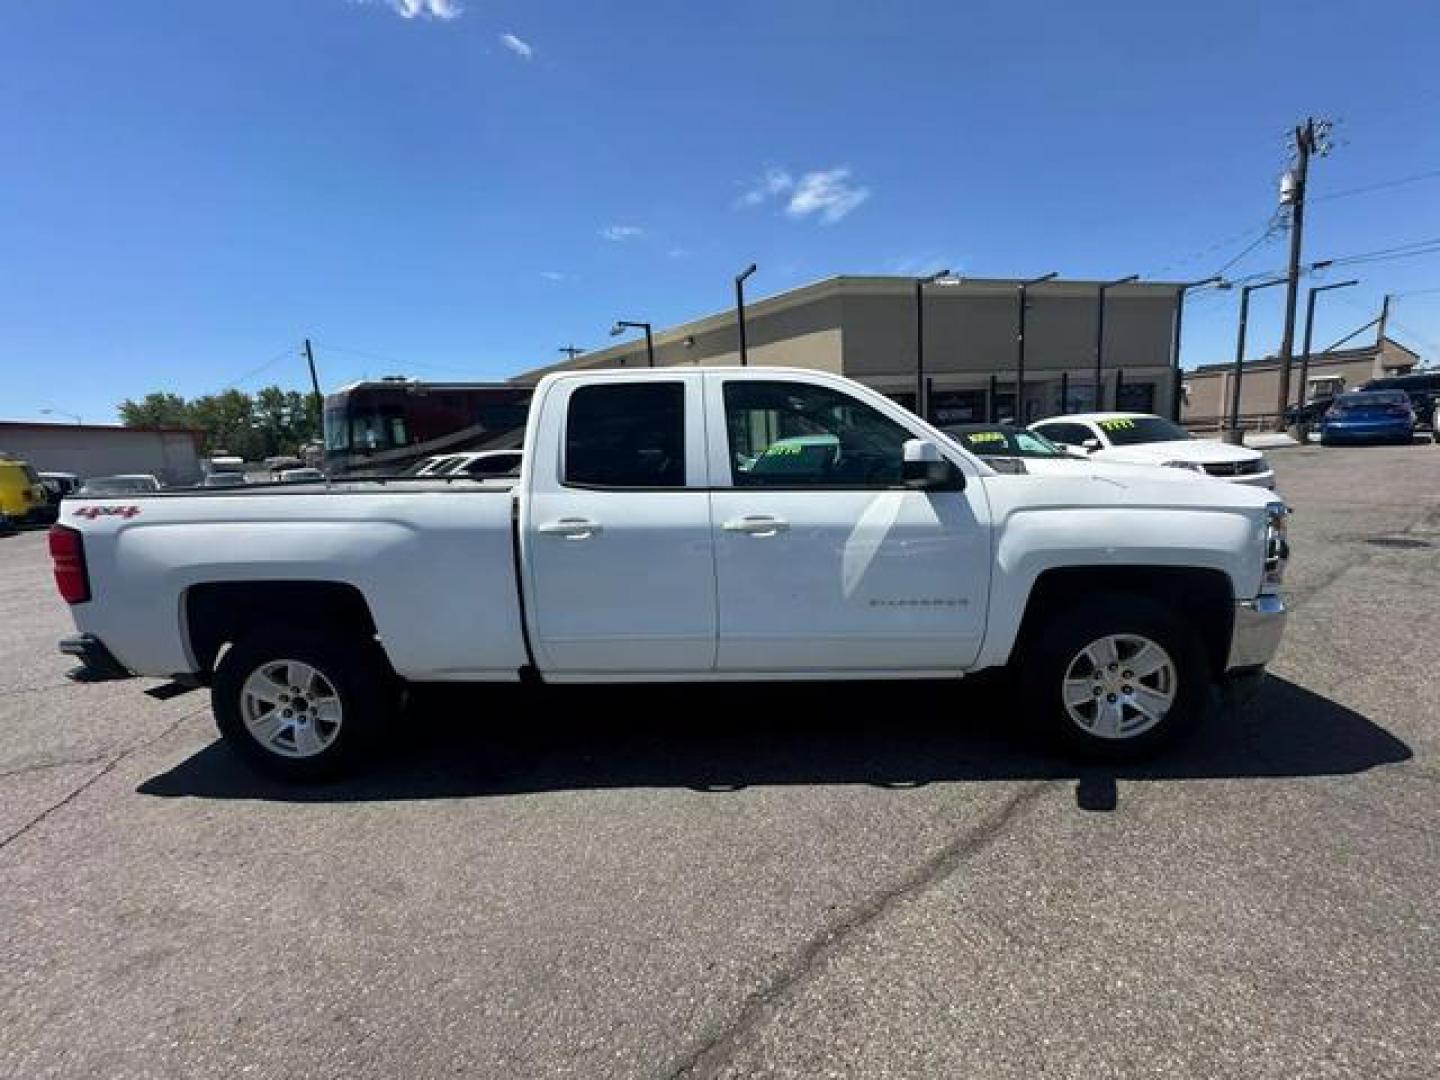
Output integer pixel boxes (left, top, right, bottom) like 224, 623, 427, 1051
48, 525, 90, 604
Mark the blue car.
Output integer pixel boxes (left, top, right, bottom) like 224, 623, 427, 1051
1318, 390, 1416, 446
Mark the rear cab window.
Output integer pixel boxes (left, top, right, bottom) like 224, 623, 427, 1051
564, 382, 687, 488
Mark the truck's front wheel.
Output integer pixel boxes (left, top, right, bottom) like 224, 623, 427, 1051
1020, 593, 1207, 760
212, 627, 394, 781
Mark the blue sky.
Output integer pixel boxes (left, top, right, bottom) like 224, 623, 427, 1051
3, 0, 1439, 423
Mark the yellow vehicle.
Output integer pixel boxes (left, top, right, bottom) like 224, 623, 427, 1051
0, 457, 48, 524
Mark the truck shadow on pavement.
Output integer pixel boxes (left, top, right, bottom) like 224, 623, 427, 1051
137, 674, 1411, 808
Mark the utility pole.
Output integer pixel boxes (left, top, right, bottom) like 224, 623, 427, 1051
1274, 117, 1332, 426
1376, 293, 1391, 349
303, 338, 322, 432
558, 345, 585, 362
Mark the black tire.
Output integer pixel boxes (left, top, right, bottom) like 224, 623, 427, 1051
212, 624, 398, 782
1018, 592, 1209, 761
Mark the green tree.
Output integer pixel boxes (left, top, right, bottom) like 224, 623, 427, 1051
188, 390, 262, 460
118, 392, 191, 429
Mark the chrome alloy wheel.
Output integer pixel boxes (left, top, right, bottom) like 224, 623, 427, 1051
1061, 633, 1177, 740
240, 659, 344, 759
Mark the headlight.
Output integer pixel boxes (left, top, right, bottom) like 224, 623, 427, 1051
1263, 501, 1290, 588
1162, 460, 1206, 473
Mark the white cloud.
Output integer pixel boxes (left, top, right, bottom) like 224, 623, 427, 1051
499, 33, 533, 59
539, 271, 566, 281
599, 225, 643, 242
367, 0, 463, 20
736, 167, 794, 208
786, 168, 869, 224
884, 255, 962, 277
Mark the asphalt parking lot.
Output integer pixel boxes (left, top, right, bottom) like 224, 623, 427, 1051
2, 443, 1438, 1079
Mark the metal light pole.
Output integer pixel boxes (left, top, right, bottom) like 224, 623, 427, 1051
735, 263, 757, 366
914, 269, 950, 420
40, 408, 82, 425
1167, 276, 1227, 421
1094, 275, 1138, 411
1297, 279, 1359, 409
1015, 272, 1058, 424
610, 320, 655, 367
1225, 276, 1287, 444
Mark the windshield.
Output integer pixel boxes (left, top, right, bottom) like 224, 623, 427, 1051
1097, 416, 1192, 445
1333, 392, 1409, 410
943, 426, 1068, 458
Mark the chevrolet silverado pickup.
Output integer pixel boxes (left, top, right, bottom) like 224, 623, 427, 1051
50, 367, 1288, 779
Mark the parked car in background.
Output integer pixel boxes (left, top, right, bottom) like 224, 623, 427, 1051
278, 467, 325, 483
406, 450, 523, 478
1318, 390, 1416, 446
1030, 413, 1276, 489
0, 510, 15, 536
33, 471, 81, 524
1361, 372, 1440, 431
78, 474, 162, 496
939, 423, 1201, 482
0, 456, 50, 522
201, 472, 248, 488
1282, 397, 1334, 428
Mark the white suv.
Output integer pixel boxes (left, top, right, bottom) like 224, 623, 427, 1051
1030, 413, 1276, 489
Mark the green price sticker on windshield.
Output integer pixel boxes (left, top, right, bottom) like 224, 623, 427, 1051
966, 431, 1006, 444
1098, 418, 1136, 431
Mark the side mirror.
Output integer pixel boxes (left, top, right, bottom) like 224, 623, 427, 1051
1081, 438, 1102, 453
902, 439, 962, 490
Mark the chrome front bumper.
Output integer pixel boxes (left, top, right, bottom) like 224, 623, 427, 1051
1227, 594, 1287, 671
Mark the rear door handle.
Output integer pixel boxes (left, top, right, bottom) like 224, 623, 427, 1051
537, 517, 602, 539
722, 514, 790, 537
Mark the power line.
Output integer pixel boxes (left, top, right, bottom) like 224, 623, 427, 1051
1311, 166, 1440, 203
216, 345, 299, 391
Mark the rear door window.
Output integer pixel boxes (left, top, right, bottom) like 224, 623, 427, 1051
564, 383, 686, 488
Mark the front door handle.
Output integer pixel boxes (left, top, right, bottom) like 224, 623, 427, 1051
537, 517, 602, 540
722, 514, 790, 537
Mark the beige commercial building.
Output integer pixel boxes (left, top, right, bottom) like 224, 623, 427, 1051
517, 276, 1186, 426
1181, 336, 1421, 428
0, 422, 205, 486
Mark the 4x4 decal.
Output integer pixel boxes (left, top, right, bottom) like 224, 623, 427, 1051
73, 505, 141, 520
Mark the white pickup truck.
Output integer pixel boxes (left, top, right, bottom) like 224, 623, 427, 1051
50, 367, 1289, 779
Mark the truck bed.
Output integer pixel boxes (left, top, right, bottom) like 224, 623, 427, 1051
62, 483, 528, 681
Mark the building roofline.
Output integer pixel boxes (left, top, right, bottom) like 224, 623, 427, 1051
513, 273, 1188, 382
1186, 335, 1421, 374
0, 420, 207, 437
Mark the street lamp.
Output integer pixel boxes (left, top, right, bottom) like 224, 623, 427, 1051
40, 408, 82, 425
610, 320, 655, 367
1296, 278, 1360, 411
1094, 274, 1138, 411
1225, 276, 1288, 443
1015, 272, 1058, 424
914, 269, 951, 420
735, 263, 757, 367
1168, 275, 1228, 421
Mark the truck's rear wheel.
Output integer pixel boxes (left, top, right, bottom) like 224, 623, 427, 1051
1020, 593, 1207, 760
212, 626, 394, 781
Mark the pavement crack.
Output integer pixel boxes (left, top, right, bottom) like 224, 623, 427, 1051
665, 781, 1053, 1079
0, 755, 111, 781
0, 704, 208, 856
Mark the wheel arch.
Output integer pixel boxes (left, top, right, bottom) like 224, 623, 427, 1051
183, 580, 381, 681
1012, 566, 1235, 677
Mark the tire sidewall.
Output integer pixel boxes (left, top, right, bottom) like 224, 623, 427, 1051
212, 625, 391, 781
1021, 593, 1208, 760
